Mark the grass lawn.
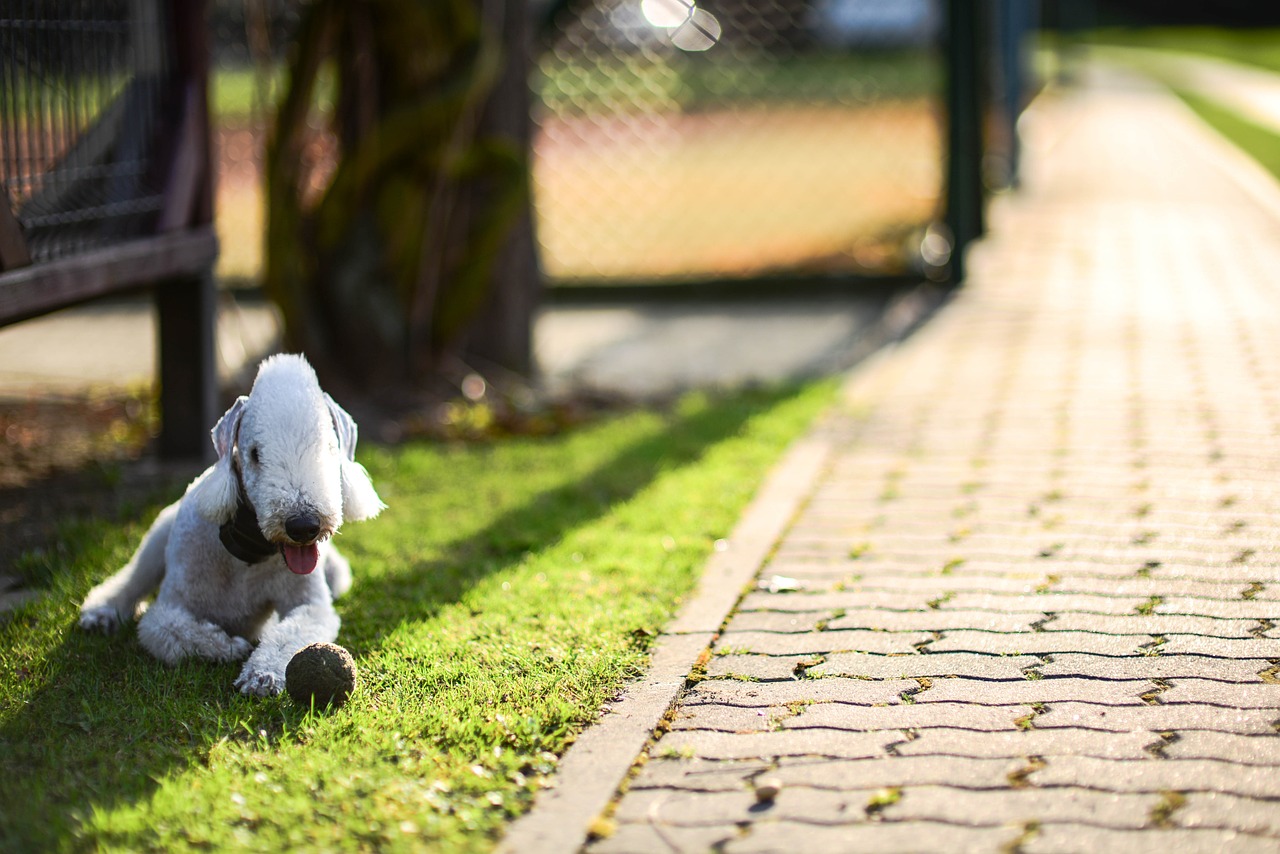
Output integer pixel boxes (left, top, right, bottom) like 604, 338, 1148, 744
1173, 88, 1280, 182
1, 381, 836, 851
1078, 27, 1280, 185
1085, 27, 1280, 74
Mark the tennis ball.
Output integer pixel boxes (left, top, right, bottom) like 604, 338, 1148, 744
286, 642, 357, 709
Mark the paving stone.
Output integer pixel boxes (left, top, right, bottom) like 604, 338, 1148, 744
1073, 578, 1279, 601
814, 651, 1039, 680
589, 822, 735, 854
891, 727, 1156, 760
810, 575, 1271, 603
669, 704, 786, 733
1162, 732, 1280, 764
629, 758, 770, 792
927, 630, 1154, 656
705, 654, 818, 682
1160, 680, 1280, 708
1148, 564, 1280, 586
827, 575, 1075, 596
781, 701, 1029, 733
943, 593, 1151, 615
1155, 636, 1280, 657
1047, 613, 1263, 638
611, 788, 759, 826
766, 786, 885, 822
727, 820, 1021, 854
1156, 598, 1280, 620
1022, 824, 1271, 854
1179, 791, 1280, 835
772, 755, 1018, 790
1029, 756, 1280, 799
814, 561, 1236, 582
915, 677, 1153, 705
654, 728, 894, 761
723, 611, 832, 633
684, 677, 916, 708
716, 629, 933, 656
1034, 702, 1279, 734
878, 785, 1158, 830
737, 591, 937, 613
618, 786, 913, 826
1036, 654, 1275, 682
827, 609, 1041, 633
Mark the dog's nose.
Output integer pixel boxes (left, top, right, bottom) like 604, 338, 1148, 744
284, 514, 322, 544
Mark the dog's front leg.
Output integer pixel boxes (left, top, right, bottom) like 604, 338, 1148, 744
234, 601, 341, 696
136, 598, 254, 665
80, 502, 179, 632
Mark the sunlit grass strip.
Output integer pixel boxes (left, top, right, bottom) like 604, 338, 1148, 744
1173, 88, 1280, 183
0, 381, 835, 851
1086, 27, 1280, 76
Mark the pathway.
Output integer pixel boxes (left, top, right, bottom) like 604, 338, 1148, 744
504, 66, 1280, 853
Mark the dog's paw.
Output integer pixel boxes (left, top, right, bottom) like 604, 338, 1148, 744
235, 666, 284, 697
79, 606, 124, 633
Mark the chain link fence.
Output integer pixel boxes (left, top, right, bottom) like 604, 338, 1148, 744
205, 0, 946, 289
534, 0, 946, 285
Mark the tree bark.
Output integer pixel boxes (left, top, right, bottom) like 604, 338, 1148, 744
264, 0, 541, 398
458, 0, 541, 376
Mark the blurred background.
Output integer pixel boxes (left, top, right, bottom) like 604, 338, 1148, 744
207, 0, 949, 288
3, 0, 1280, 477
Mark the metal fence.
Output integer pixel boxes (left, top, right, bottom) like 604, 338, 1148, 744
205, 0, 1042, 291
205, 0, 951, 290
0, 0, 176, 264
533, 0, 947, 286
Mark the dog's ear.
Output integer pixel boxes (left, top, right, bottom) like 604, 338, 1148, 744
325, 393, 386, 522
195, 396, 248, 524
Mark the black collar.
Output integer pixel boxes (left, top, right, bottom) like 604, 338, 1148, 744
218, 466, 276, 564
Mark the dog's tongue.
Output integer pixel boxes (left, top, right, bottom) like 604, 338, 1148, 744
282, 543, 320, 575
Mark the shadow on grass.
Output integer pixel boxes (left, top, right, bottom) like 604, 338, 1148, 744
0, 383, 804, 850
346, 387, 804, 645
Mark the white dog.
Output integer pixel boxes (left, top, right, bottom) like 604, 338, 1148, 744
79, 354, 384, 696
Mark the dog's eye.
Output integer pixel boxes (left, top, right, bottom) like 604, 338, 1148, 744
248, 446, 262, 466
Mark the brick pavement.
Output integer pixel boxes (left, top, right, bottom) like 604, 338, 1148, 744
574, 72, 1280, 852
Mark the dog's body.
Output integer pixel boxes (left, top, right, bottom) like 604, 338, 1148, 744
80, 354, 384, 695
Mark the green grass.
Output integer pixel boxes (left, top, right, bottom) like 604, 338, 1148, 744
1076, 27, 1280, 186
535, 49, 940, 119
1173, 88, 1280, 182
209, 49, 941, 124
1085, 27, 1280, 74
210, 65, 336, 123
0, 381, 835, 851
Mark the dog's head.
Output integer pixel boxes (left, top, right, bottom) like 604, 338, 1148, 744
196, 354, 385, 573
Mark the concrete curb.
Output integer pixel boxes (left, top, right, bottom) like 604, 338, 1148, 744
496, 435, 833, 854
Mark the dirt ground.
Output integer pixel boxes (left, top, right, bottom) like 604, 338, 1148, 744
0, 392, 198, 592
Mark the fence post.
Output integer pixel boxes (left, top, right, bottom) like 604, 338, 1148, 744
157, 274, 218, 460
157, 0, 217, 461
945, 0, 985, 283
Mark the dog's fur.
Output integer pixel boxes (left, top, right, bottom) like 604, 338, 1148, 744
79, 354, 384, 695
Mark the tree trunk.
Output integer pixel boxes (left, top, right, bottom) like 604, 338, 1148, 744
457, 0, 541, 377
264, 0, 541, 399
